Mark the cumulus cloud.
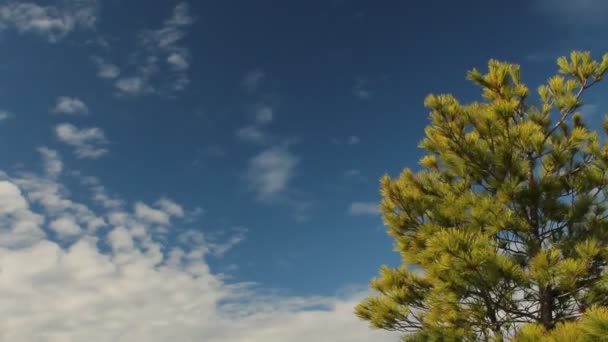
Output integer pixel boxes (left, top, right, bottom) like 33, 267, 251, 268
53, 96, 89, 115
11, 174, 106, 236
245, 145, 299, 200
91, 56, 120, 79
49, 215, 81, 238
112, 2, 195, 96
55, 123, 108, 159
348, 202, 379, 216
0, 153, 397, 342
0, 180, 45, 248
242, 69, 265, 92
0, 0, 97, 42
134, 200, 183, 226
0, 110, 13, 122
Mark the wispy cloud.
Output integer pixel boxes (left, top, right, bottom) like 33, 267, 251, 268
91, 56, 120, 79
203, 226, 249, 257
242, 69, 265, 92
52, 96, 89, 115
202, 145, 227, 158
115, 76, 150, 95
236, 125, 266, 144
348, 201, 379, 216
255, 105, 274, 124
109, 2, 195, 96
245, 145, 299, 201
332, 136, 361, 146
236, 104, 276, 144
533, 0, 608, 21
134, 198, 184, 226
0, 0, 97, 42
0, 110, 13, 122
167, 52, 190, 71
78, 175, 124, 209
345, 169, 361, 178
192, 145, 227, 168
344, 169, 366, 183
55, 123, 108, 159
37, 147, 63, 178
353, 77, 371, 100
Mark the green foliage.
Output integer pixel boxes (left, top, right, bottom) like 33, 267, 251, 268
356, 51, 608, 341
513, 307, 608, 341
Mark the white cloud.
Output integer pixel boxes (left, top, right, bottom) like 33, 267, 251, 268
246, 145, 299, 200
12, 172, 106, 235
157, 198, 184, 218
167, 52, 190, 71
0, 153, 398, 342
236, 105, 275, 144
139, 2, 194, 51
0, 180, 45, 248
37, 147, 63, 178
255, 105, 273, 124
167, 2, 195, 26
112, 2, 195, 95
53, 96, 89, 115
236, 125, 266, 144
79, 176, 124, 209
242, 69, 265, 92
107, 226, 134, 252
49, 216, 81, 238
115, 76, 149, 95
55, 123, 108, 159
134, 202, 170, 225
0, 146, 398, 342
204, 227, 248, 257
0, 110, 13, 122
348, 202, 379, 216
0, 0, 97, 42
91, 56, 120, 79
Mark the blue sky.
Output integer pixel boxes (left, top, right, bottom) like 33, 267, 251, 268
0, 0, 607, 340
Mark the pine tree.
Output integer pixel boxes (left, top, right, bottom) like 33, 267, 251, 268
356, 51, 608, 341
